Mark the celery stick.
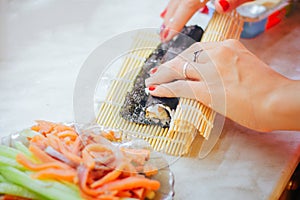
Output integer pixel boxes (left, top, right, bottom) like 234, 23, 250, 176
0, 182, 42, 199
19, 129, 40, 138
13, 141, 33, 158
0, 166, 82, 200
0, 155, 25, 170
0, 145, 21, 159
0, 174, 5, 182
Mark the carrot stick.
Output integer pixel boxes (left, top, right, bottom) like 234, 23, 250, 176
29, 144, 58, 163
98, 176, 160, 192
16, 154, 71, 171
90, 169, 122, 188
77, 165, 103, 197
46, 134, 60, 151
30, 135, 48, 150
116, 190, 132, 198
71, 136, 82, 156
53, 124, 75, 133
82, 149, 95, 170
34, 120, 55, 135
57, 130, 78, 140
32, 168, 76, 182
56, 138, 82, 165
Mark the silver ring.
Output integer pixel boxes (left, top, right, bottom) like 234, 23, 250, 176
193, 49, 203, 62
183, 62, 188, 79
169, 17, 174, 23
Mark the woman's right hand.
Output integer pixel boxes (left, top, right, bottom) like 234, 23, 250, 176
160, 0, 253, 41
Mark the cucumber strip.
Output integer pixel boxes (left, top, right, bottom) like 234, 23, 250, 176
0, 155, 25, 170
19, 129, 40, 138
0, 166, 82, 200
0, 145, 21, 159
0, 174, 5, 182
13, 141, 33, 158
0, 182, 42, 199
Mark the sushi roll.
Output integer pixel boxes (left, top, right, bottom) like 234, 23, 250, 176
120, 25, 204, 128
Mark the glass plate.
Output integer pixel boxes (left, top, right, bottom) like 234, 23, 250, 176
0, 123, 175, 200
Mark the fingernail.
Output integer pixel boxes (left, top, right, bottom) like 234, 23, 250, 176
160, 8, 167, 18
149, 85, 156, 91
219, 0, 229, 12
149, 67, 158, 74
162, 28, 169, 40
199, 5, 209, 14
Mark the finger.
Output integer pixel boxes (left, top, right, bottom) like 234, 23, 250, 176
162, 0, 206, 41
146, 55, 209, 87
145, 58, 187, 87
148, 80, 212, 108
160, 0, 180, 39
163, 0, 180, 21
179, 42, 216, 64
214, 0, 253, 13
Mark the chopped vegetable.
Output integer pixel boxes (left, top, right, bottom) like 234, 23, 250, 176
0, 182, 41, 199
0, 121, 161, 200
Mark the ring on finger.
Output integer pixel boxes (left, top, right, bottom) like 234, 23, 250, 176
183, 62, 189, 79
193, 49, 203, 62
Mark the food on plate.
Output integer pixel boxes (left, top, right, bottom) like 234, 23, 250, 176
120, 25, 204, 127
0, 121, 161, 200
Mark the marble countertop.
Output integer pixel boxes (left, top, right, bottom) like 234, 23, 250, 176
0, 1, 299, 199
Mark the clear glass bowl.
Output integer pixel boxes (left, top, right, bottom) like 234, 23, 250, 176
1, 123, 175, 200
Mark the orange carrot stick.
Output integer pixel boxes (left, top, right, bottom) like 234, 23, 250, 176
77, 165, 103, 197
29, 144, 58, 163
30, 135, 49, 150
56, 138, 82, 165
53, 124, 75, 133
16, 154, 71, 171
46, 134, 60, 151
98, 176, 160, 192
32, 168, 76, 182
71, 136, 82, 156
82, 149, 95, 170
57, 130, 78, 140
34, 120, 55, 135
90, 169, 122, 188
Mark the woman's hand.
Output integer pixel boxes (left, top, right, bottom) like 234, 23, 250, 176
145, 39, 300, 131
160, 0, 253, 41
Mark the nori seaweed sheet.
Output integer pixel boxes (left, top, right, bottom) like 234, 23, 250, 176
120, 25, 204, 127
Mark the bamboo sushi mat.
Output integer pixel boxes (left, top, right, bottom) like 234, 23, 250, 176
96, 11, 243, 156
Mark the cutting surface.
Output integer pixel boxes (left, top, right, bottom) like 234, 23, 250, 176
0, 1, 299, 199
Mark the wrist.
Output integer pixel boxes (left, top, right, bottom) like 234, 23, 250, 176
264, 78, 300, 131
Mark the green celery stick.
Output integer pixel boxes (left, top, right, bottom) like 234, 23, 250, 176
13, 141, 33, 158
0, 155, 25, 170
0, 166, 82, 200
0, 182, 42, 199
0, 174, 5, 182
0, 145, 22, 159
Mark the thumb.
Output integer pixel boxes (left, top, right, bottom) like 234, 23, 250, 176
214, 0, 253, 13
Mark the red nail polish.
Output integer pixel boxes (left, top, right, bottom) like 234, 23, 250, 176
163, 28, 169, 40
150, 67, 158, 74
200, 5, 209, 14
160, 8, 167, 18
149, 85, 156, 91
219, 0, 229, 12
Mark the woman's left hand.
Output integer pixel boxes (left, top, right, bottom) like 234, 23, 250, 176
145, 39, 296, 132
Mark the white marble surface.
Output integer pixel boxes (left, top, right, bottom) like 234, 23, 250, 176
0, 0, 300, 200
